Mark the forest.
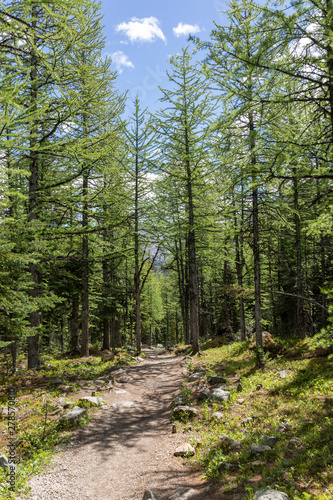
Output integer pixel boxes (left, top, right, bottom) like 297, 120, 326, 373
1, 0, 333, 368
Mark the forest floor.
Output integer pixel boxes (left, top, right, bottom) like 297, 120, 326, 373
11, 348, 214, 500
1, 339, 333, 500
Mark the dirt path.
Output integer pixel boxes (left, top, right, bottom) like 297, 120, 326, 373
19, 349, 210, 500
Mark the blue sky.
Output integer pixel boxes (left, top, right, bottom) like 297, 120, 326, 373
99, 0, 229, 115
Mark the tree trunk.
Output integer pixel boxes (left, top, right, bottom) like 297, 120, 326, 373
28, 335, 40, 369
70, 294, 80, 351
81, 166, 90, 357
185, 125, 200, 354
249, 112, 263, 349
293, 169, 306, 338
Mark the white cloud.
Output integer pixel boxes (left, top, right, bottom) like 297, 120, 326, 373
173, 22, 200, 37
116, 17, 166, 44
110, 51, 134, 74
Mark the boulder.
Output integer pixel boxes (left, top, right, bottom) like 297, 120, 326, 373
111, 401, 137, 409
263, 436, 280, 447
0, 455, 9, 471
209, 388, 230, 402
197, 387, 210, 401
79, 396, 104, 407
169, 487, 198, 499
102, 353, 115, 363
174, 443, 195, 457
172, 406, 198, 419
51, 379, 64, 385
218, 462, 236, 471
207, 375, 227, 385
188, 373, 205, 382
251, 444, 271, 454
142, 490, 160, 500
219, 434, 243, 451
212, 411, 224, 420
254, 488, 289, 499
61, 406, 86, 423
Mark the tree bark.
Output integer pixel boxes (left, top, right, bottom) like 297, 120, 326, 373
249, 112, 263, 349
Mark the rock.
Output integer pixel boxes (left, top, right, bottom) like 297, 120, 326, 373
219, 434, 243, 451
0, 455, 9, 471
184, 355, 193, 360
52, 379, 63, 385
254, 488, 289, 499
102, 353, 115, 362
242, 417, 254, 425
143, 490, 160, 500
279, 370, 287, 379
137, 357, 145, 362
212, 411, 223, 420
237, 398, 245, 404
276, 422, 291, 433
209, 388, 230, 402
218, 462, 236, 471
61, 406, 87, 423
251, 460, 266, 466
174, 443, 196, 457
172, 406, 198, 419
207, 375, 227, 385
79, 396, 104, 407
188, 373, 205, 382
115, 390, 128, 394
263, 436, 280, 447
251, 444, 272, 454
288, 437, 302, 448
169, 486, 198, 499
237, 382, 243, 392
111, 401, 137, 409
197, 387, 210, 401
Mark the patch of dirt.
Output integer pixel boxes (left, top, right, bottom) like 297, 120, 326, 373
18, 350, 217, 500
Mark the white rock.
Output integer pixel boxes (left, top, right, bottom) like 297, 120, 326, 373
254, 488, 289, 499
61, 406, 86, 423
111, 401, 137, 409
209, 388, 230, 402
174, 443, 195, 457
79, 396, 103, 407
169, 486, 198, 498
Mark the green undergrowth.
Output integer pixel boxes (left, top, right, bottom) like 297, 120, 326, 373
174, 339, 333, 500
0, 348, 136, 498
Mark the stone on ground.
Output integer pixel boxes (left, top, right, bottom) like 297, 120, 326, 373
172, 406, 198, 418
174, 443, 196, 457
254, 488, 289, 499
169, 486, 198, 499
79, 396, 104, 407
188, 373, 205, 382
207, 375, 227, 385
61, 406, 86, 423
209, 388, 230, 402
219, 434, 243, 450
251, 444, 272, 454
143, 490, 160, 499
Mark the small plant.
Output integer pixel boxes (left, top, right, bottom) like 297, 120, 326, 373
178, 384, 192, 406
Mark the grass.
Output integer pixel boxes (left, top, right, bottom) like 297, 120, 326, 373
0, 347, 136, 498
174, 339, 333, 500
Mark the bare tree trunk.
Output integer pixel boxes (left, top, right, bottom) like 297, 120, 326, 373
81, 166, 90, 357
185, 125, 200, 354
233, 187, 246, 341
293, 169, 306, 339
70, 294, 80, 351
249, 112, 263, 349
27, 6, 41, 368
